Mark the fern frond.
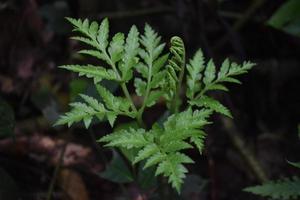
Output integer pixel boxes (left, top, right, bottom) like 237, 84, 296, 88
97, 18, 109, 50
164, 36, 185, 111
185, 50, 255, 117
134, 24, 168, 110
119, 25, 140, 82
108, 33, 125, 64
190, 95, 232, 118
186, 49, 205, 100
99, 108, 212, 193
55, 97, 106, 128
59, 17, 255, 194
244, 177, 300, 200
201, 60, 255, 95
96, 84, 134, 117
99, 128, 149, 148
59, 64, 119, 83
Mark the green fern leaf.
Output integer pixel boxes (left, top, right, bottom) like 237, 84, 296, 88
150, 71, 166, 89
244, 177, 300, 200
203, 59, 216, 85
55, 101, 105, 128
153, 53, 169, 74
59, 65, 118, 83
144, 152, 166, 168
108, 33, 125, 64
96, 84, 132, 115
190, 95, 232, 118
71, 36, 98, 49
133, 144, 159, 164
190, 134, 206, 154
136, 63, 148, 78
145, 90, 164, 107
101, 128, 148, 148
106, 112, 117, 127
164, 141, 193, 153
135, 24, 168, 110
97, 18, 109, 50
134, 78, 147, 96
164, 36, 185, 110
120, 25, 139, 82
79, 94, 104, 111
186, 49, 205, 100
78, 49, 107, 61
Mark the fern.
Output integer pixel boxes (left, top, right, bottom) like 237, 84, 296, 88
135, 24, 168, 118
99, 108, 212, 192
56, 17, 254, 193
244, 177, 300, 200
164, 36, 186, 112
186, 53, 254, 118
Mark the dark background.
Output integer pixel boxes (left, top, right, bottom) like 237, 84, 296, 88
0, 0, 299, 199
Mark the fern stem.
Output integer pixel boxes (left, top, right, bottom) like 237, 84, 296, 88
103, 51, 141, 125
137, 49, 154, 126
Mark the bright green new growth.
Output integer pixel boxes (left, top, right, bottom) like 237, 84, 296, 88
55, 17, 254, 193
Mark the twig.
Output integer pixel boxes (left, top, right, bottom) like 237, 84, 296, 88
222, 117, 268, 183
46, 143, 67, 200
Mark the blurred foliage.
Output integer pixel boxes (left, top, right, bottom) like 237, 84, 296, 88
268, 0, 300, 37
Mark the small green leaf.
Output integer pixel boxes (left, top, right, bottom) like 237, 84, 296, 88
134, 144, 159, 164
78, 50, 107, 62
120, 25, 140, 82
186, 49, 205, 99
144, 152, 166, 168
153, 54, 169, 74
134, 78, 147, 96
108, 32, 125, 63
107, 112, 117, 127
145, 90, 163, 107
190, 96, 232, 118
203, 59, 216, 85
97, 18, 109, 50
59, 64, 118, 83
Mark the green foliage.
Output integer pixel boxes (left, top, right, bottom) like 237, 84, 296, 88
134, 24, 168, 112
268, 0, 300, 37
164, 36, 186, 111
56, 17, 254, 193
244, 177, 300, 200
186, 54, 254, 118
99, 108, 211, 192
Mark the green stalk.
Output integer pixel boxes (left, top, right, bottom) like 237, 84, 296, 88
137, 50, 154, 128
103, 52, 143, 127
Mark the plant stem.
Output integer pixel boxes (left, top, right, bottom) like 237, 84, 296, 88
137, 51, 154, 128
46, 143, 67, 200
104, 52, 143, 127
